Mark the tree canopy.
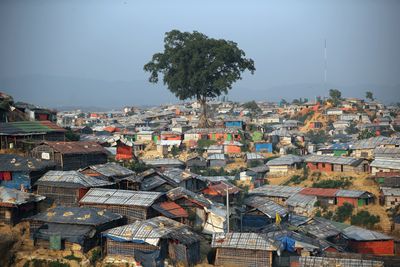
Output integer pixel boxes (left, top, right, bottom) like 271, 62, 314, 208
144, 30, 255, 127
366, 91, 374, 101
328, 89, 342, 107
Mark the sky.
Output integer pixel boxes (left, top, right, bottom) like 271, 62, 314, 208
0, 0, 399, 109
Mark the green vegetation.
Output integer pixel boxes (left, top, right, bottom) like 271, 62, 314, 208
334, 203, 354, 222
90, 248, 102, 265
346, 121, 359, 134
24, 259, 70, 267
197, 139, 217, 148
171, 145, 180, 157
191, 167, 240, 176
128, 161, 150, 173
283, 175, 306, 185
328, 89, 342, 107
65, 127, 80, 141
351, 211, 380, 229
242, 100, 262, 114
144, 29, 255, 127
312, 178, 352, 189
365, 91, 374, 101
306, 130, 329, 144
357, 129, 375, 140
63, 254, 81, 263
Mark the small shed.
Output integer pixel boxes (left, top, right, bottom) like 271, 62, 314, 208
245, 152, 266, 167
79, 188, 163, 223
223, 141, 243, 154
285, 193, 317, 216
254, 142, 273, 153
104, 216, 201, 267
161, 168, 206, 192
336, 189, 374, 207
138, 169, 175, 192
36, 171, 114, 206
371, 159, 400, 175
31, 141, 108, 170
142, 159, 185, 170
79, 162, 135, 182
249, 185, 303, 205
266, 155, 303, 175
305, 155, 369, 173
300, 188, 338, 207
0, 154, 55, 190
202, 181, 241, 205
380, 188, 400, 208
186, 155, 207, 169
342, 225, 394, 255
0, 186, 45, 225
27, 206, 123, 252
207, 154, 227, 168
212, 232, 277, 267
242, 195, 288, 231
151, 201, 188, 224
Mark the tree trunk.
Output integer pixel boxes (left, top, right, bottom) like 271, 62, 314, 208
198, 97, 213, 128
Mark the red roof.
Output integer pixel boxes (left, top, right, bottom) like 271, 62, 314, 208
202, 181, 241, 196
152, 201, 188, 218
300, 187, 339, 197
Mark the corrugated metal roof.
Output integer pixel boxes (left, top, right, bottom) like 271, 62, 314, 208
381, 187, 400, 196
166, 187, 211, 208
0, 154, 55, 172
43, 141, 108, 155
105, 216, 199, 246
0, 120, 66, 135
373, 147, 400, 159
351, 136, 400, 150
244, 195, 287, 218
86, 162, 134, 177
79, 188, 162, 207
336, 189, 371, 198
152, 201, 188, 218
266, 155, 303, 166
0, 186, 45, 206
207, 153, 226, 160
342, 225, 392, 241
27, 206, 122, 226
142, 158, 184, 167
300, 188, 338, 197
299, 217, 342, 239
299, 256, 383, 267
246, 153, 265, 160
161, 168, 197, 184
211, 232, 277, 251
304, 155, 363, 166
370, 159, 400, 170
36, 170, 114, 188
249, 185, 303, 198
286, 193, 317, 209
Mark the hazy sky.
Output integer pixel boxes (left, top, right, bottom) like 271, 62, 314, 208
0, 0, 399, 109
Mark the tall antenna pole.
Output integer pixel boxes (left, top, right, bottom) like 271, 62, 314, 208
324, 39, 327, 89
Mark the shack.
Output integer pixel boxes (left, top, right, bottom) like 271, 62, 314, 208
300, 188, 338, 207
0, 186, 45, 225
285, 193, 317, 216
143, 159, 185, 169
335, 189, 374, 207
0, 154, 55, 190
245, 152, 266, 167
0, 120, 66, 150
266, 155, 303, 175
242, 195, 288, 231
79, 188, 163, 223
27, 206, 123, 252
104, 216, 201, 267
79, 162, 135, 182
31, 141, 108, 170
212, 232, 277, 267
201, 181, 241, 204
207, 154, 227, 168
342, 225, 394, 255
249, 185, 303, 205
161, 168, 206, 192
305, 155, 369, 173
186, 155, 207, 169
370, 159, 400, 175
36, 170, 114, 206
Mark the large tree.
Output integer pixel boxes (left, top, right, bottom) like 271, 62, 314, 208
365, 91, 374, 101
328, 89, 342, 107
144, 30, 255, 127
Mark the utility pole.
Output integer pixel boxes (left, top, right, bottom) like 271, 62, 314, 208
226, 184, 230, 233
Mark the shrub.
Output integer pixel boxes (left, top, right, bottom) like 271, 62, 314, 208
334, 203, 354, 222
323, 211, 333, 220
351, 211, 380, 229
312, 178, 352, 189
90, 248, 102, 265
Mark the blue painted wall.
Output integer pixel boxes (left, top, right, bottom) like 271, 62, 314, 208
1, 171, 31, 190
225, 121, 243, 128
255, 143, 273, 153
